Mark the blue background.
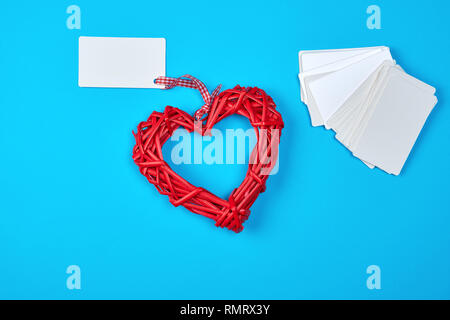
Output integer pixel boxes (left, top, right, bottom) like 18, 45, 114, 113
1, 0, 449, 299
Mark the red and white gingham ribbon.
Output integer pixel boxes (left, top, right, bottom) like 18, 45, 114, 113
155, 75, 222, 121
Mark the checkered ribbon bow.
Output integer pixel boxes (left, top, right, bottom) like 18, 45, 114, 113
155, 75, 222, 121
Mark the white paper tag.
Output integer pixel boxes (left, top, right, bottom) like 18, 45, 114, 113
78, 36, 166, 88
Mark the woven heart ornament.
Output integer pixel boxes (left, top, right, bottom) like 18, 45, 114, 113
132, 75, 284, 233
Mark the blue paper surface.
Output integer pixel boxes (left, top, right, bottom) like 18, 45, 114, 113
0, 0, 449, 299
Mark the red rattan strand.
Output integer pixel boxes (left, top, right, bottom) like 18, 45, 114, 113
132, 85, 284, 233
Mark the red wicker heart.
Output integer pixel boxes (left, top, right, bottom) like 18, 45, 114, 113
132, 85, 284, 232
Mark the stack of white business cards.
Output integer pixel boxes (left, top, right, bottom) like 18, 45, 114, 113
299, 46, 437, 175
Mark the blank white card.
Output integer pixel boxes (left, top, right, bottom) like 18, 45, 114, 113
78, 36, 166, 88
